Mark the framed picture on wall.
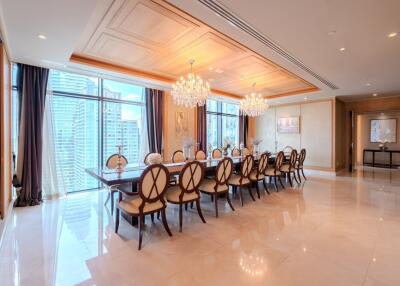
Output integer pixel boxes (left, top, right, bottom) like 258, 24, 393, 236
370, 118, 397, 143
277, 117, 300, 133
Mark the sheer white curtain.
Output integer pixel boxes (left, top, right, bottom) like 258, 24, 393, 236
138, 103, 149, 163
42, 75, 66, 199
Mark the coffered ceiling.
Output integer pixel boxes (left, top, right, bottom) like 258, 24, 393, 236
72, 0, 318, 98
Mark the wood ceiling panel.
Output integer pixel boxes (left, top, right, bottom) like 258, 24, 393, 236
73, 0, 318, 99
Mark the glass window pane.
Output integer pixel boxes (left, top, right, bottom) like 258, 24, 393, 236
51, 96, 99, 192
50, 70, 98, 96
222, 102, 239, 115
222, 116, 239, 147
207, 114, 218, 149
206, 99, 218, 112
12, 64, 18, 87
103, 102, 143, 165
103, 80, 144, 102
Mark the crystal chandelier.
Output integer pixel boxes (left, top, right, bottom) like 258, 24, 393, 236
172, 59, 210, 108
239, 83, 269, 117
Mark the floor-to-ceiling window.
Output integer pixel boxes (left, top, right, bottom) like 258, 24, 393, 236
206, 99, 239, 149
11, 69, 146, 193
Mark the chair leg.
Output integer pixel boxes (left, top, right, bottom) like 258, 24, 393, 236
239, 187, 244, 206
301, 169, 307, 180
150, 213, 155, 223
115, 207, 120, 233
196, 200, 206, 223
288, 173, 293, 187
185, 203, 188, 211
179, 204, 183, 232
161, 209, 172, 236
104, 191, 110, 206
213, 194, 218, 218
191, 202, 194, 209
255, 182, 261, 199
278, 176, 285, 189
111, 191, 115, 215
297, 169, 302, 183
248, 186, 256, 201
273, 177, 279, 192
293, 171, 300, 184
157, 211, 160, 220
226, 192, 235, 211
138, 215, 144, 250
262, 178, 270, 194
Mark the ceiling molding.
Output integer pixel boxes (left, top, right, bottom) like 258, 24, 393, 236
198, 0, 338, 90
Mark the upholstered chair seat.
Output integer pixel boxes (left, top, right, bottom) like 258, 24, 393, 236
118, 198, 163, 214
249, 170, 265, 181
166, 186, 199, 203
199, 179, 229, 193
280, 164, 290, 172
265, 168, 281, 176
228, 174, 250, 185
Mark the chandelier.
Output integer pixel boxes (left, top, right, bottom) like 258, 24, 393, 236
239, 83, 269, 117
171, 59, 210, 108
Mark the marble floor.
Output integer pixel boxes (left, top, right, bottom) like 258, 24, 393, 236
1, 167, 400, 286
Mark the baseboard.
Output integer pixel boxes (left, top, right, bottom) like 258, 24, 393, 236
0, 199, 14, 254
304, 165, 335, 172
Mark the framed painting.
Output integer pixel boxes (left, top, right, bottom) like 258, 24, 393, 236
277, 117, 300, 133
370, 118, 397, 143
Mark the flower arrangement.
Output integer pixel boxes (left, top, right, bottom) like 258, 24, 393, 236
251, 138, 262, 154
378, 139, 389, 151
182, 137, 195, 159
221, 138, 231, 156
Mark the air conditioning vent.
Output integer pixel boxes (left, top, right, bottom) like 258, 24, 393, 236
198, 0, 338, 90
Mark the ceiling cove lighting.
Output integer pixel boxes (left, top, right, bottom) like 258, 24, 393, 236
339, 47, 346, 52
388, 32, 397, 38
239, 83, 269, 117
37, 34, 47, 40
171, 59, 210, 108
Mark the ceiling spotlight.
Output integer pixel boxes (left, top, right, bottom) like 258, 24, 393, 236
37, 34, 47, 40
327, 30, 336, 36
366, 83, 371, 86
304, 97, 308, 100
372, 93, 378, 97
208, 67, 214, 71
339, 47, 346, 52
388, 32, 397, 38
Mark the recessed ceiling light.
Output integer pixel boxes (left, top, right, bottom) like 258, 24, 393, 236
366, 83, 371, 86
37, 34, 47, 40
388, 32, 397, 38
304, 97, 308, 100
372, 93, 378, 97
208, 67, 214, 71
339, 47, 346, 52
327, 30, 336, 36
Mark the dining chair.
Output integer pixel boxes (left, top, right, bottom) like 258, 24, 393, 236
296, 149, 307, 181
172, 150, 185, 163
144, 152, 162, 165
231, 147, 241, 157
249, 152, 270, 197
195, 150, 207, 160
212, 148, 222, 159
114, 164, 172, 250
105, 154, 128, 215
199, 157, 234, 217
166, 161, 206, 232
281, 149, 300, 187
242, 147, 251, 156
228, 155, 255, 206
264, 151, 285, 191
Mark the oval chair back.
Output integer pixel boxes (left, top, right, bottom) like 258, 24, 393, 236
138, 164, 170, 210
288, 149, 298, 171
179, 161, 204, 197
240, 155, 254, 179
257, 153, 269, 175
298, 149, 306, 168
195, 150, 206, 160
242, 147, 251, 156
144, 152, 162, 165
212, 148, 222, 159
215, 157, 233, 186
275, 151, 284, 173
231, 147, 241, 157
106, 154, 128, 169
172, 150, 185, 163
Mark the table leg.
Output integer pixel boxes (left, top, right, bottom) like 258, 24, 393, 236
363, 150, 366, 166
372, 151, 375, 167
390, 152, 393, 169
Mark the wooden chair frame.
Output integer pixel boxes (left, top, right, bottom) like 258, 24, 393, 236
115, 164, 172, 250
195, 150, 207, 160
172, 150, 185, 163
212, 148, 222, 159
228, 155, 255, 206
265, 151, 285, 191
296, 149, 307, 181
231, 147, 241, 157
281, 149, 300, 187
105, 154, 128, 215
250, 153, 270, 197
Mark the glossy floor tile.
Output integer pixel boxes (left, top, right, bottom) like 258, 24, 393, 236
1, 167, 400, 286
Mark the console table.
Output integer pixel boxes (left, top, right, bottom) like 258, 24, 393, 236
363, 149, 400, 169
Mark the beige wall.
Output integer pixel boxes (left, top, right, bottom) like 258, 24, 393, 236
163, 91, 196, 161
0, 42, 12, 220
255, 100, 334, 170
356, 112, 400, 166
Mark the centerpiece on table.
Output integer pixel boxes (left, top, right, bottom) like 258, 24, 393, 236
207, 143, 213, 160
182, 137, 194, 160
221, 139, 231, 157
251, 139, 263, 155
378, 139, 389, 151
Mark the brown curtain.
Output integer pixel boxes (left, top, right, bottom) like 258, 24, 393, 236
196, 104, 207, 151
15, 64, 49, 206
145, 88, 163, 153
239, 115, 249, 147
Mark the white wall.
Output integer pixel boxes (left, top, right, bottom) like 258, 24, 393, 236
255, 100, 333, 170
